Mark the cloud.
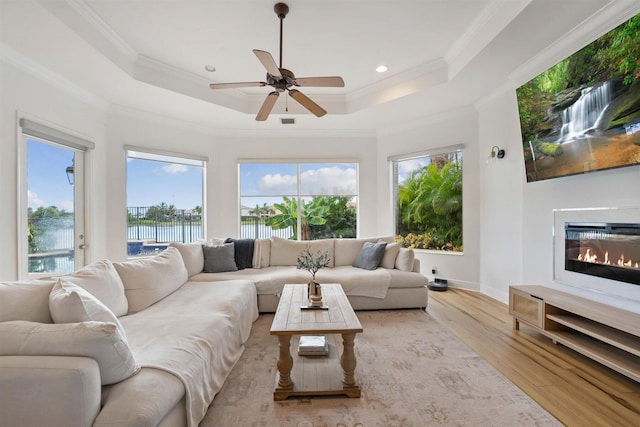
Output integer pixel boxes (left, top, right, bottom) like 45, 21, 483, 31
397, 158, 428, 183
28, 190, 45, 208
259, 173, 297, 194
300, 167, 357, 195
161, 164, 188, 174
258, 166, 357, 195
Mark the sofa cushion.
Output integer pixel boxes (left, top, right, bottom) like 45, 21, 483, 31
353, 241, 387, 270
253, 238, 271, 268
113, 247, 188, 314
269, 237, 334, 267
395, 247, 416, 272
334, 236, 394, 266
386, 268, 429, 288
169, 241, 205, 277
49, 279, 126, 337
0, 278, 57, 323
63, 260, 128, 317
0, 320, 140, 385
380, 242, 401, 269
203, 243, 238, 273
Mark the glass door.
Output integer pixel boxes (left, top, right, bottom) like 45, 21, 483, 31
26, 138, 85, 276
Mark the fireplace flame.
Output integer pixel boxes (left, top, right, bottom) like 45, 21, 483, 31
576, 248, 639, 271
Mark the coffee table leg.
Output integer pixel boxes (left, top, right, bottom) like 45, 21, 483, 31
340, 333, 360, 397
276, 335, 293, 390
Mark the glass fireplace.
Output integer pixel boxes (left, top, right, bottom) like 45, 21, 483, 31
565, 222, 640, 286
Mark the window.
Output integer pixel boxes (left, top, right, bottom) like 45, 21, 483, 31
391, 146, 463, 251
239, 162, 358, 240
126, 147, 206, 257
20, 118, 93, 277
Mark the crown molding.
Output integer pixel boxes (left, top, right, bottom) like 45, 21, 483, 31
377, 105, 477, 137
508, 0, 640, 86
107, 103, 376, 139
39, 0, 137, 73
446, 0, 532, 80
347, 58, 448, 113
0, 44, 108, 110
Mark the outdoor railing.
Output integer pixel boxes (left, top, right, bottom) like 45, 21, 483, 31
240, 215, 293, 239
27, 210, 294, 271
127, 207, 204, 244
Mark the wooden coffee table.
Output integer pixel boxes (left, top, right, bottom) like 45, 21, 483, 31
270, 283, 363, 400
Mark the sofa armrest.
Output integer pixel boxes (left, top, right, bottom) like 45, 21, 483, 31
0, 355, 101, 427
412, 258, 421, 273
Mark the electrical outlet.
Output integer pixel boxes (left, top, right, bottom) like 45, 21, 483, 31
431, 266, 437, 274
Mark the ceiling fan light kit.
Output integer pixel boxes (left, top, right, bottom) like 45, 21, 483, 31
209, 2, 344, 121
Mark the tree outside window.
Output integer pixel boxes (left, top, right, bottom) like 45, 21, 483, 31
240, 162, 358, 240
393, 150, 463, 251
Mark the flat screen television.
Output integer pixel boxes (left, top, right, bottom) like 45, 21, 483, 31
516, 13, 640, 183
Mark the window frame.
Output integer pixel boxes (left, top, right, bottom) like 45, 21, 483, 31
18, 117, 95, 278
238, 159, 360, 240
389, 144, 465, 253
124, 145, 207, 257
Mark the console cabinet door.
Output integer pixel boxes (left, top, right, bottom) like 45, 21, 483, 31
509, 288, 544, 329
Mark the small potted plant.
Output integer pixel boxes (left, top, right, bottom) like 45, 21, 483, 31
297, 245, 331, 306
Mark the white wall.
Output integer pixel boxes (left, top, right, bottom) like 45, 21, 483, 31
477, 90, 524, 302
211, 132, 379, 239
477, 88, 640, 304
376, 107, 481, 290
0, 60, 107, 280
104, 109, 379, 261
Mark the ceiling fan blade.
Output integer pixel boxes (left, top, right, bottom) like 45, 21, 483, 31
288, 89, 327, 117
256, 91, 279, 121
253, 49, 282, 78
294, 76, 345, 87
209, 82, 267, 90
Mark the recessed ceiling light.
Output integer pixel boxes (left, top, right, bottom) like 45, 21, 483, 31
376, 65, 388, 73
205, 65, 216, 72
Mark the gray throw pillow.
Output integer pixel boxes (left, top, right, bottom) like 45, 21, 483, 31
352, 242, 387, 270
203, 243, 238, 273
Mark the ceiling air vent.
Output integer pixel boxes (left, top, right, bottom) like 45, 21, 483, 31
281, 118, 295, 125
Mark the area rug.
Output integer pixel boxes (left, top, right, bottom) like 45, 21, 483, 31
201, 310, 561, 426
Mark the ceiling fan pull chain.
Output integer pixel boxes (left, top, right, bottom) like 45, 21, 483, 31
285, 91, 289, 112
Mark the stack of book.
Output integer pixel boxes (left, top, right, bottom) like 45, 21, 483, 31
297, 335, 329, 356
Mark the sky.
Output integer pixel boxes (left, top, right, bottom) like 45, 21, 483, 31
240, 163, 358, 208
27, 140, 360, 212
28, 139, 75, 212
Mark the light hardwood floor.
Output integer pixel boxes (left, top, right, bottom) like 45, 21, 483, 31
427, 288, 640, 427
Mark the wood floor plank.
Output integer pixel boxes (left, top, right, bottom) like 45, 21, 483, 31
428, 288, 640, 426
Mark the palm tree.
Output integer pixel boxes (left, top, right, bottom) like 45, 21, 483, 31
266, 197, 328, 240
397, 160, 462, 249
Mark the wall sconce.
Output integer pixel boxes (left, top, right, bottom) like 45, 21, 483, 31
487, 146, 505, 163
65, 161, 74, 186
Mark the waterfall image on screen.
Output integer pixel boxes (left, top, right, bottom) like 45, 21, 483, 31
516, 13, 640, 182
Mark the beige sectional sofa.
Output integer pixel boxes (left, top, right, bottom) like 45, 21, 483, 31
0, 247, 258, 427
0, 236, 426, 427
174, 236, 429, 312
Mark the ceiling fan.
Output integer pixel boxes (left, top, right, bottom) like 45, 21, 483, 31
209, 3, 345, 121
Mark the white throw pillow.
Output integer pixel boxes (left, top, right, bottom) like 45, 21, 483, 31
269, 237, 335, 267
49, 279, 126, 336
0, 320, 140, 385
380, 242, 401, 269
395, 248, 416, 272
169, 241, 205, 277
62, 260, 128, 317
0, 278, 57, 323
113, 247, 188, 314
